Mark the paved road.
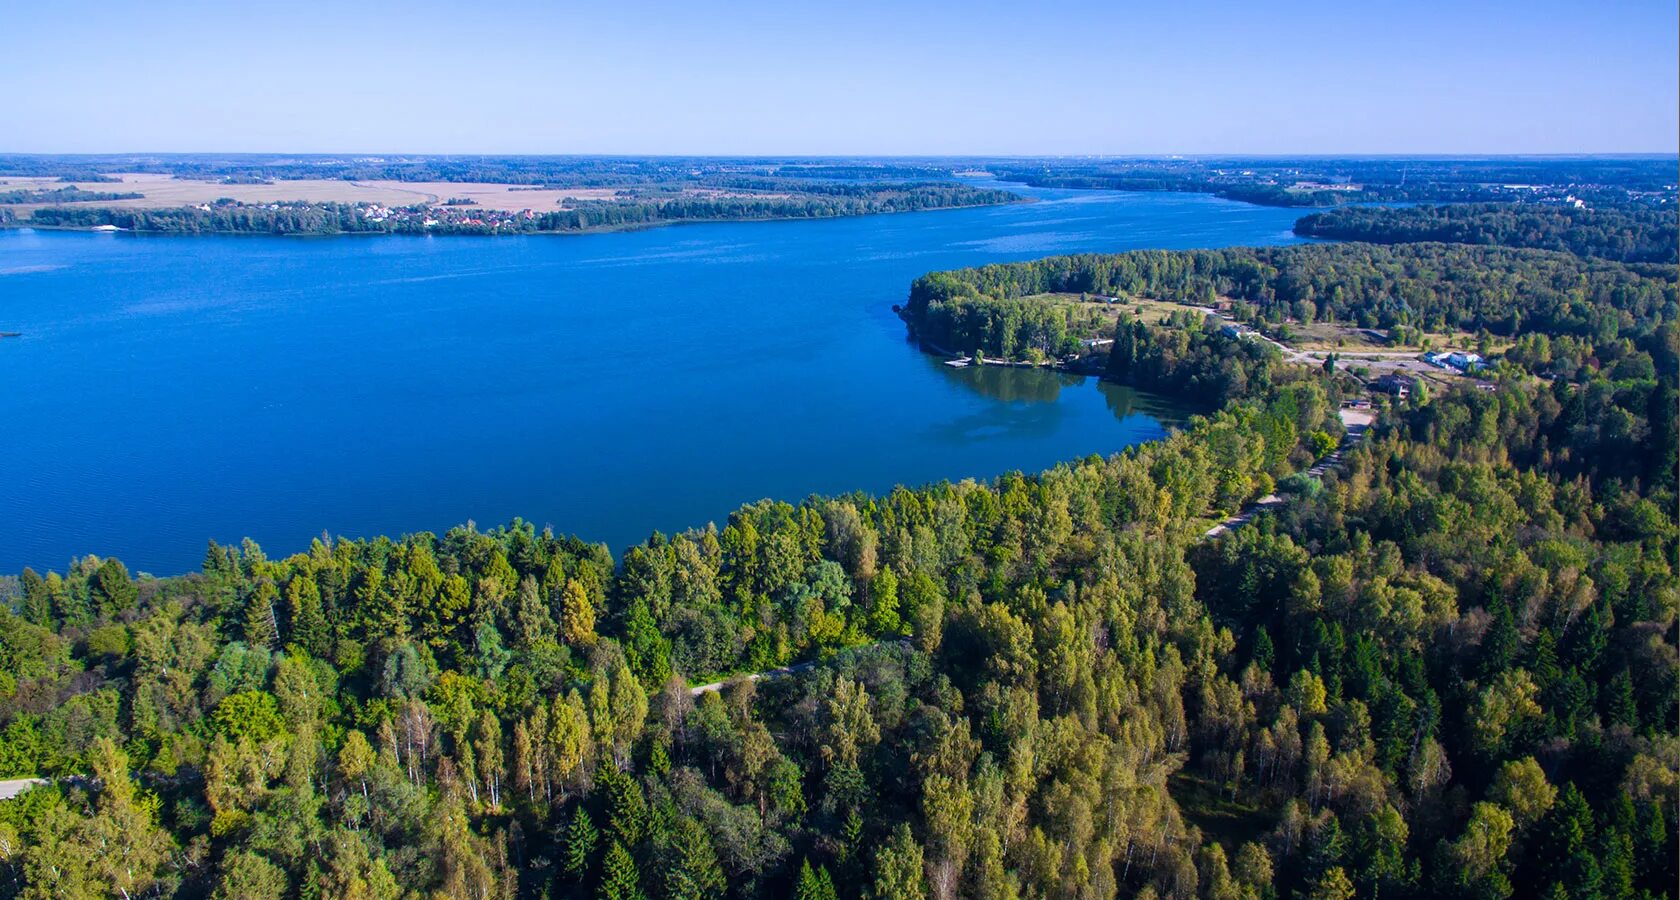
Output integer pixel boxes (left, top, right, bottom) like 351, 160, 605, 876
1202, 408, 1372, 539
0, 777, 47, 800
689, 659, 824, 697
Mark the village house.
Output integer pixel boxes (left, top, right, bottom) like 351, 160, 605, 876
1423, 350, 1487, 373
1444, 351, 1486, 372
1371, 373, 1417, 397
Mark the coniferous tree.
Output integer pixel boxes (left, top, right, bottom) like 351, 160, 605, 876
662, 816, 726, 900
562, 806, 599, 882
599, 841, 644, 900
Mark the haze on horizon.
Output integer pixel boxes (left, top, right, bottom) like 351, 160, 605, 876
8, 0, 1678, 156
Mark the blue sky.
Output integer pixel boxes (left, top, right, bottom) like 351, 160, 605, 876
8, 0, 1677, 154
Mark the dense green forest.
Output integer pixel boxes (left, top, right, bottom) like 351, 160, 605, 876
519, 185, 1015, 233
1106, 313, 1293, 408
3, 324, 1672, 899
903, 243, 1677, 347
0, 187, 144, 205
992, 157, 1676, 208
26, 203, 392, 235
21, 184, 1015, 236
2, 190, 1677, 898
1294, 204, 1680, 265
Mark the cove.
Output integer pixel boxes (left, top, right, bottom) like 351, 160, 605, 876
0, 183, 1305, 574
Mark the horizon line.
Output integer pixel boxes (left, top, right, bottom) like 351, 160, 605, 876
3, 150, 1678, 161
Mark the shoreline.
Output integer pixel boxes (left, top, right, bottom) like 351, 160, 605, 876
0, 194, 1033, 239
898, 307, 1111, 376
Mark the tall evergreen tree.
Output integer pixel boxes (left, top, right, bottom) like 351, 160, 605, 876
599, 841, 644, 900
562, 806, 599, 881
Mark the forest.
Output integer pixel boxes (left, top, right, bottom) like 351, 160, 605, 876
2, 166, 1678, 898
1293, 204, 1680, 265
0, 187, 144, 205
20, 184, 1016, 236
518, 185, 1015, 234
902, 242, 1677, 348
990, 157, 1676, 208
26, 203, 392, 236
2, 338, 1673, 900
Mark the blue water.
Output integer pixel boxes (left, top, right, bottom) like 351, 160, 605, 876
0, 184, 1305, 574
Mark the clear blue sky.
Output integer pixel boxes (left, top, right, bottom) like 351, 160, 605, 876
9, 0, 1677, 154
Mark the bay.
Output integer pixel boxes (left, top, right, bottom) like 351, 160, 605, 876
0, 184, 1304, 574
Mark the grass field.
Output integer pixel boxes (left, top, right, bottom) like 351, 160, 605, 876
1281, 319, 1511, 355
1022, 292, 1214, 324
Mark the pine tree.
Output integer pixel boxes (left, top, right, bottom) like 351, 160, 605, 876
562, 807, 598, 881
795, 859, 839, 900
286, 576, 329, 658
873, 824, 926, 900
661, 816, 725, 900
839, 809, 863, 865
1637, 801, 1670, 894
243, 580, 280, 651
1601, 829, 1634, 899
1252, 627, 1275, 673
599, 841, 644, 900
647, 737, 671, 778
1537, 784, 1602, 898
19, 568, 51, 626
513, 574, 555, 649
600, 766, 647, 847
1604, 668, 1638, 728
82, 738, 175, 897
1480, 603, 1520, 678
1307, 866, 1356, 900
89, 556, 138, 618
1306, 814, 1346, 881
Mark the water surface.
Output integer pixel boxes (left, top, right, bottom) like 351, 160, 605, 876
0, 184, 1303, 573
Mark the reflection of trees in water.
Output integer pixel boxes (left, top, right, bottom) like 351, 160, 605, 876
936, 360, 1084, 404
1098, 381, 1137, 420
928, 354, 1193, 426
1097, 380, 1195, 426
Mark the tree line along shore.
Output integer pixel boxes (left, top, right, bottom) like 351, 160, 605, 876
0, 183, 1675, 899
0, 182, 1020, 237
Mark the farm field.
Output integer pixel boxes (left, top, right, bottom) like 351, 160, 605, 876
0, 173, 706, 214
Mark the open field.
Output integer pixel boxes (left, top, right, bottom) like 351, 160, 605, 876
1023, 292, 1492, 389
1023, 292, 1211, 323
1281, 319, 1513, 354
0, 174, 672, 213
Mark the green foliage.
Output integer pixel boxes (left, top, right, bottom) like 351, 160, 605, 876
872, 824, 927, 900
905, 242, 1677, 346
795, 858, 838, 900
1295, 202, 1679, 264
0, 228, 1673, 900
213, 690, 284, 741
26, 181, 1016, 236
562, 806, 599, 880
600, 840, 645, 900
